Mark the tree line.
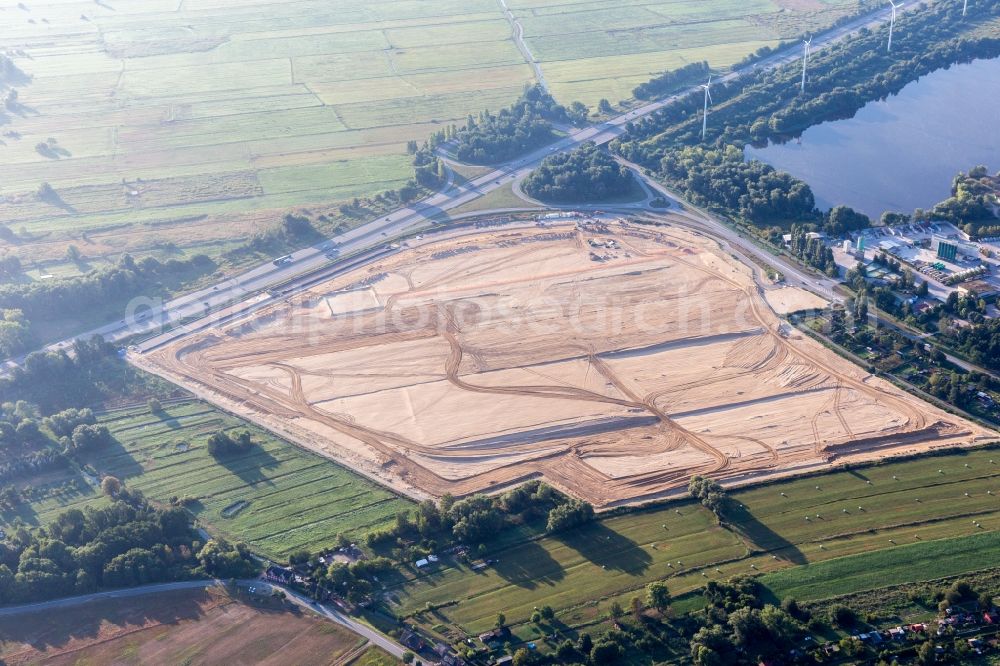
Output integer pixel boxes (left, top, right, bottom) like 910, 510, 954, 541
610, 0, 1000, 231
925, 166, 1000, 238
0, 488, 255, 605
646, 144, 817, 225
449, 85, 577, 165
365, 480, 592, 562
619, 0, 1000, 150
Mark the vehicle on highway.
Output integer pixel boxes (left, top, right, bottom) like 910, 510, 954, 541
272, 255, 293, 267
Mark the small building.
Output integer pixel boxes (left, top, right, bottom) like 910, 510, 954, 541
479, 627, 511, 646
415, 558, 429, 568
263, 566, 295, 585
400, 630, 425, 651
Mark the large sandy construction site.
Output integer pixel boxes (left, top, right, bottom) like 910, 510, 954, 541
138, 219, 992, 506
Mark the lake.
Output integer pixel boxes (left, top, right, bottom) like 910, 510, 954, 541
744, 56, 1000, 221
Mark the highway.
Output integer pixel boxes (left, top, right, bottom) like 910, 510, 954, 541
8, 2, 899, 364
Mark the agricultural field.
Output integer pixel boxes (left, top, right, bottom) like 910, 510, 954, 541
0, 399, 412, 560
139, 219, 988, 507
388, 446, 1000, 642
0, 585, 390, 665
0, 0, 861, 282
509, 0, 863, 105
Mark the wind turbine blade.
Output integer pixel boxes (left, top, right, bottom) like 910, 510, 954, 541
706, 90, 713, 104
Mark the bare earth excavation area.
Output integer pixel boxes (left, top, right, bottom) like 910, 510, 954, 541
139, 220, 992, 506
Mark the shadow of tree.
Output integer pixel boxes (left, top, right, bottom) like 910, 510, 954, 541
846, 469, 871, 483
555, 522, 652, 574
214, 445, 281, 488
491, 541, 566, 589
85, 434, 145, 482
0, 587, 217, 652
723, 505, 807, 565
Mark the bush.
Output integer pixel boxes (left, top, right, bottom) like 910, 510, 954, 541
830, 604, 858, 628
206, 431, 254, 457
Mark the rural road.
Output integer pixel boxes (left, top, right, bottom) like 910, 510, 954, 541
3, 1, 903, 365
496, 0, 548, 92
0, 578, 408, 659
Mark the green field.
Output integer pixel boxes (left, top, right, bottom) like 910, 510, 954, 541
0, 399, 412, 560
0, 0, 861, 284
510, 0, 860, 105
390, 447, 1000, 640
761, 530, 1000, 602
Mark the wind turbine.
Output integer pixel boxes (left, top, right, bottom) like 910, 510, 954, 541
700, 75, 712, 140
887, 0, 903, 53
800, 37, 812, 92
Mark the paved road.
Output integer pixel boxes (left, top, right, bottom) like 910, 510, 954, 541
278, 586, 407, 659
0, 578, 408, 659
3, 2, 901, 365
622, 160, 841, 300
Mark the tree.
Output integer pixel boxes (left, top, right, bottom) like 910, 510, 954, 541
688, 475, 729, 516
495, 612, 506, 629
630, 595, 643, 620
402, 651, 415, 664
590, 640, 623, 665
101, 475, 121, 497
512, 648, 538, 666
288, 550, 311, 566
690, 625, 735, 666
522, 142, 635, 203
609, 600, 624, 619
916, 640, 936, 665
0, 563, 13, 603
598, 98, 613, 114
281, 213, 313, 238
71, 424, 110, 451
197, 539, 257, 578
147, 397, 162, 414
830, 604, 858, 628
206, 431, 253, 457
556, 639, 579, 662
546, 499, 594, 532
645, 581, 671, 611
451, 85, 568, 164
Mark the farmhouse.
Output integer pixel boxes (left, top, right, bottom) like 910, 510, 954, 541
263, 566, 296, 585
479, 626, 512, 646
